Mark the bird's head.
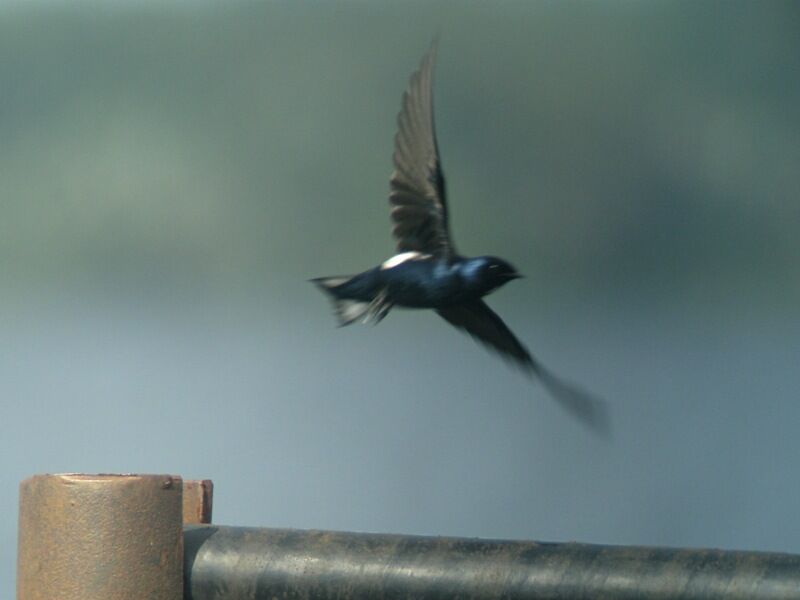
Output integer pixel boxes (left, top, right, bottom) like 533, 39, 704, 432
461, 256, 522, 294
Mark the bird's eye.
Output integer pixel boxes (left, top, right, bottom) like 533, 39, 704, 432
489, 264, 498, 270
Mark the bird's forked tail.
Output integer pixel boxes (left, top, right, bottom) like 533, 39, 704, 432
311, 276, 392, 326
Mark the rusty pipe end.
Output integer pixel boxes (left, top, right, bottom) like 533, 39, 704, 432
17, 473, 184, 600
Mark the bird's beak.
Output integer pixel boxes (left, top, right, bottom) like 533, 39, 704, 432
506, 272, 523, 281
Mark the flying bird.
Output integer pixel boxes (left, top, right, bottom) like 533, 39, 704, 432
312, 42, 607, 432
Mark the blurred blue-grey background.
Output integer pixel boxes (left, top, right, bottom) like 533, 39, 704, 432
2, 1, 799, 593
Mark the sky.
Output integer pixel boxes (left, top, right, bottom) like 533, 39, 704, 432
2, 1, 799, 595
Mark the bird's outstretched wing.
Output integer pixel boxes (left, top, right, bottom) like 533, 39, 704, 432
437, 300, 531, 369
437, 300, 609, 434
389, 40, 455, 260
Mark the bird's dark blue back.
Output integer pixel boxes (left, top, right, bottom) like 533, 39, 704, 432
328, 258, 465, 309
381, 259, 464, 308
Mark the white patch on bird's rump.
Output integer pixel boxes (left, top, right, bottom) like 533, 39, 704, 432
380, 251, 431, 270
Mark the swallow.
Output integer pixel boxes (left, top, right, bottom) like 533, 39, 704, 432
312, 41, 608, 432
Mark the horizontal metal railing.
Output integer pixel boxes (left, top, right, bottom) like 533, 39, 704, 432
17, 474, 800, 600
184, 525, 800, 600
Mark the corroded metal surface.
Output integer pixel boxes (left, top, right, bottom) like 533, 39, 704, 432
184, 526, 800, 599
17, 473, 183, 600
183, 479, 214, 524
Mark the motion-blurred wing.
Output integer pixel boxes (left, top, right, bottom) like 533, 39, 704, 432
437, 300, 609, 433
389, 40, 454, 260
437, 300, 534, 372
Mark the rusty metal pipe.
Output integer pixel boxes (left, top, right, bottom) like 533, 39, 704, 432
17, 473, 184, 600
184, 526, 800, 600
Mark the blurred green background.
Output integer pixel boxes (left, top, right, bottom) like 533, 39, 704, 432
2, 1, 799, 594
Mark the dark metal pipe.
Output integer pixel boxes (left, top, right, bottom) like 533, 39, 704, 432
184, 525, 800, 599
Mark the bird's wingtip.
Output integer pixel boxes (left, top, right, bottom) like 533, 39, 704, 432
536, 366, 612, 438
